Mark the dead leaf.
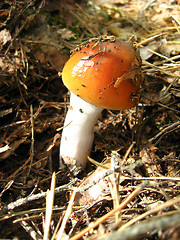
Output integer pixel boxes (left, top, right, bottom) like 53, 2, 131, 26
0, 29, 11, 45
33, 46, 68, 71
57, 28, 76, 40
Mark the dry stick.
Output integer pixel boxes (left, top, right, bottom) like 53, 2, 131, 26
15, 76, 28, 108
3, 178, 78, 212
159, 187, 180, 210
43, 172, 56, 240
113, 143, 135, 221
69, 181, 148, 240
2, 175, 179, 214
109, 178, 120, 223
27, 105, 34, 177
101, 212, 180, 240
75, 3, 100, 35
70, 11, 96, 36
154, 127, 180, 146
79, 161, 180, 201
135, 32, 168, 47
0, 180, 14, 198
119, 176, 180, 181
157, 102, 180, 114
170, 13, 180, 33
0, 120, 26, 129
4, 0, 45, 55
148, 121, 180, 143
138, 0, 156, 19
121, 142, 135, 167
111, 143, 135, 222
140, 45, 176, 63
51, 216, 62, 240
109, 152, 120, 223
143, 60, 180, 78
118, 195, 180, 232
55, 189, 77, 240
20, 220, 42, 240
81, 159, 143, 194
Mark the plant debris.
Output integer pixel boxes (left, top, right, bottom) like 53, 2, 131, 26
0, 0, 180, 239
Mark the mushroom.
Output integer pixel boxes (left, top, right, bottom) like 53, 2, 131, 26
60, 36, 143, 170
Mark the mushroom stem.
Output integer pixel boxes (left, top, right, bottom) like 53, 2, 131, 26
60, 92, 103, 168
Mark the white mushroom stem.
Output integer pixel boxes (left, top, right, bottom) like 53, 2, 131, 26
60, 92, 103, 168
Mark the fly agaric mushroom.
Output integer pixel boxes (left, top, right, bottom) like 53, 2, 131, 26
60, 36, 142, 170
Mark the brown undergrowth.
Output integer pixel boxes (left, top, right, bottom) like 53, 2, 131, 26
0, 0, 180, 239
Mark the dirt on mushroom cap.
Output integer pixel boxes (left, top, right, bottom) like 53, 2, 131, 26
62, 37, 143, 110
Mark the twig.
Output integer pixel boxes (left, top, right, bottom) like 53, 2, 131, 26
70, 11, 96, 36
20, 220, 42, 240
140, 45, 176, 63
143, 60, 180, 78
75, 3, 100, 35
5, 0, 45, 55
1, 206, 79, 222
135, 32, 168, 47
157, 102, 180, 114
81, 159, 143, 193
100, 212, 180, 240
15, 76, 28, 108
2, 178, 78, 212
118, 195, 180, 232
69, 181, 148, 240
121, 142, 135, 166
43, 172, 56, 240
55, 189, 77, 240
138, 0, 156, 20
148, 121, 180, 144
0, 120, 26, 129
0, 180, 14, 198
27, 105, 35, 177
109, 152, 120, 223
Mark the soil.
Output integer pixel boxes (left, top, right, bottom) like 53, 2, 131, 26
0, 0, 180, 239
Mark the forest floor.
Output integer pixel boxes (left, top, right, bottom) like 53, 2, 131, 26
0, 0, 180, 239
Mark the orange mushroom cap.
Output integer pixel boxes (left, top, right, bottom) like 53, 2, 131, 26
62, 37, 142, 110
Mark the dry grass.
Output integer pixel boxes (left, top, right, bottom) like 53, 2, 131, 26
0, 0, 180, 239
